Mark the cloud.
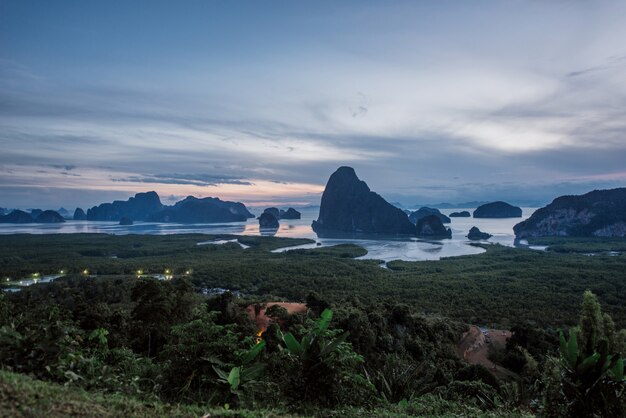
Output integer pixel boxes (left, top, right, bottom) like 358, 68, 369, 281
2, 1, 626, 208
51, 164, 77, 171
112, 173, 253, 187
567, 54, 626, 77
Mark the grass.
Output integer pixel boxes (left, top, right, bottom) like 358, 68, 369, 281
0, 370, 531, 418
0, 370, 299, 418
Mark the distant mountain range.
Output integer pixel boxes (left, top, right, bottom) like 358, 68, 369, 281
81, 191, 255, 223
392, 200, 544, 209
0, 209, 65, 224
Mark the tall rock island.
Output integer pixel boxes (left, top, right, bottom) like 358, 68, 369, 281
312, 167, 416, 235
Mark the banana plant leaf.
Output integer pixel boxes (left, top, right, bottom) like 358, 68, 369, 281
577, 353, 600, 374
282, 332, 303, 355
560, 329, 578, 367
317, 309, 333, 333
242, 340, 266, 365
212, 365, 229, 381
319, 331, 350, 357
228, 366, 241, 391
240, 363, 266, 381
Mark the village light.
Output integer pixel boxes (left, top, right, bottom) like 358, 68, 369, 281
185, 270, 191, 275
59, 269, 65, 274
136, 269, 143, 276
165, 269, 171, 274
83, 269, 89, 275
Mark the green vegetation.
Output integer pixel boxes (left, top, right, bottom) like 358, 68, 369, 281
1, 235, 625, 328
0, 369, 534, 418
526, 236, 626, 254
0, 233, 624, 417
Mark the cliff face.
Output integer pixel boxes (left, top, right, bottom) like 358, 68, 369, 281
473, 201, 522, 218
151, 196, 254, 223
86, 192, 253, 223
514, 188, 626, 238
312, 167, 416, 235
87, 191, 164, 221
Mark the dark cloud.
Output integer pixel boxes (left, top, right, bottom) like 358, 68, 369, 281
51, 164, 77, 171
567, 54, 626, 77
112, 173, 253, 187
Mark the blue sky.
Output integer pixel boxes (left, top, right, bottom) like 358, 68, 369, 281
1, 0, 626, 209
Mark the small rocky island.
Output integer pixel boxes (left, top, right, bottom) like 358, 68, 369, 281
261, 207, 301, 220
473, 201, 522, 218
73, 208, 87, 220
263, 207, 281, 219
514, 187, 626, 238
312, 166, 416, 235
409, 207, 451, 224
449, 211, 471, 217
416, 215, 452, 238
258, 212, 279, 228
35, 210, 65, 223
467, 226, 492, 240
280, 208, 301, 219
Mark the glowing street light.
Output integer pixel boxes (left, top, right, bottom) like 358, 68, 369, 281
82, 269, 89, 276
136, 269, 143, 276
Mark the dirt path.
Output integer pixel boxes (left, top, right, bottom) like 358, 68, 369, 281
245, 302, 308, 331
457, 325, 513, 378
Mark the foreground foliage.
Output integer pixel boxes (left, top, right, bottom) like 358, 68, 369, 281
0, 234, 625, 416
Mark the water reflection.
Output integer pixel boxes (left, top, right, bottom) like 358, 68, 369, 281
259, 227, 279, 237
0, 207, 538, 262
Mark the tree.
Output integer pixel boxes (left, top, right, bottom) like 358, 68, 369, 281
279, 309, 375, 407
542, 291, 625, 417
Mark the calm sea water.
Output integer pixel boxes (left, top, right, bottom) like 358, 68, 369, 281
0, 207, 537, 262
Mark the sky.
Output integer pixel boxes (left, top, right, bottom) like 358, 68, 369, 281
1, 0, 626, 210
